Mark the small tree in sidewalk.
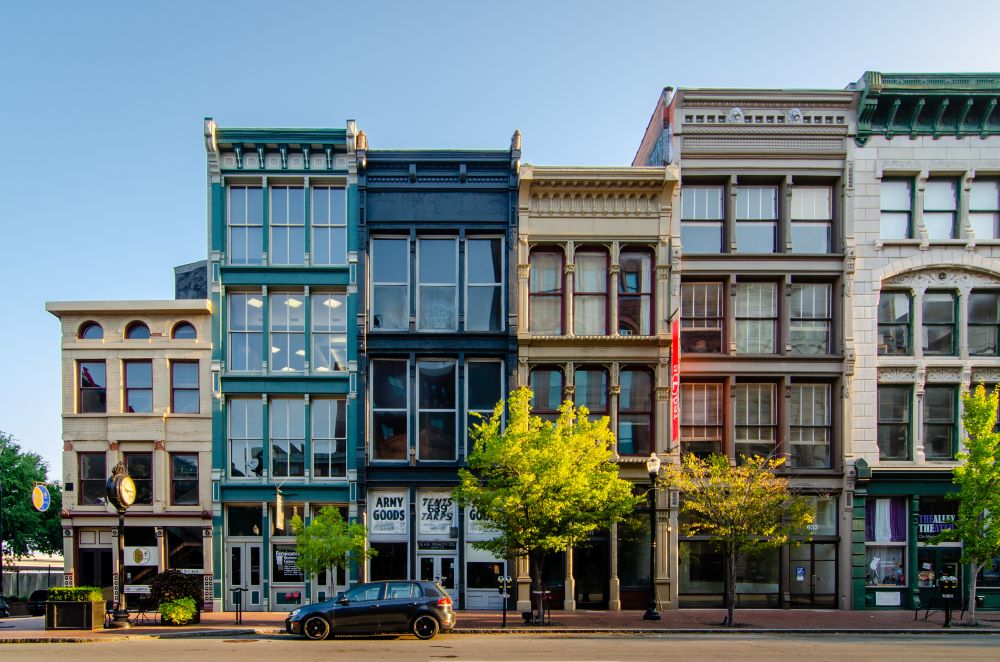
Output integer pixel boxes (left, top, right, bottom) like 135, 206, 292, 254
660, 453, 813, 626
929, 384, 1000, 626
292, 506, 373, 593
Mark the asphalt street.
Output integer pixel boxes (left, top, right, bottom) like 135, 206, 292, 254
4, 633, 1000, 661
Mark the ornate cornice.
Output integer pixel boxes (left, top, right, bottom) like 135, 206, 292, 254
528, 191, 662, 217
883, 268, 1000, 288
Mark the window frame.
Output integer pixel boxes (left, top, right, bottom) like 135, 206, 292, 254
228, 292, 264, 372
465, 359, 504, 453
416, 236, 459, 332
269, 292, 306, 373
416, 359, 458, 461
734, 185, 778, 254
311, 292, 348, 373
573, 249, 609, 336
680, 381, 724, 458
171, 322, 197, 340
617, 248, 653, 336
78, 321, 103, 340
735, 281, 778, 355
529, 366, 564, 422
789, 282, 833, 356
617, 367, 654, 456
228, 397, 264, 480
269, 185, 305, 265
370, 359, 410, 462
680, 185, 724, 254
125, 321, 150, 340
170, 360, 200, 414
311, 186, 348, 265
923, 385, 957, 461
170, 452, 199, 506
312, 397, 347, 479
77, 360, 107, 413
968, 290, 1000, 356
877, 384, 912, 461
270, 397, 306, 478
227, 185, 264, 265
922, 290, 957, 356
789, 185, 833, 254
124, 359, 153, 413
970, 179, 1000, 240
879, 178, 914, 240
529, 248, 564, 335
788, 383, 832, 469
877, 291, 912, 356
734, 381, 778, 461
573, 365, 609, 418
78, 452, 107, 506
465, 236, 505, 332
124, 451, 154, 505
922, 177, 959, 241
681, 281, 724, 353
370, 237, 410, 332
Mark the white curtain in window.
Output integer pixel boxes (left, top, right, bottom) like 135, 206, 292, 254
875, 497, 892, 543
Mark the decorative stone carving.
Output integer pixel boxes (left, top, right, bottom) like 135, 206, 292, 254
878, 367, 917, 383
727, 107, 745, 123
883, 268, 1000, 288
655, 387, 671, 402
926, 368, 962, 383
972, 369, 1000, 384
609, 385, 622, 396
655, 265, 670, 281
786, 108, 804, 123
517, 264, 531, 279
528, 192, 660, 217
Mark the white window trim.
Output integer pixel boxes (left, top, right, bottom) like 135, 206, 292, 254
370, 359, 410, 462
311, 185, 348, 266
269, 292, 306, 373
269, 185, 305, 266
311, 291, 349, 374
228, 292, 264, 373
227, 186, 263, 265
464, 236, 505, 332
417, 236, 459, 332
370, 237, 410, 332
311, 397, 349, 480
270, 397, 306, 479
228, 398, 263, 481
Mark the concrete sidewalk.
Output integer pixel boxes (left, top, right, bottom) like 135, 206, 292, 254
2, 607, 999, 643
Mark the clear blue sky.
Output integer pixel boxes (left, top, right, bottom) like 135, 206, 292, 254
2, 0, 999, 476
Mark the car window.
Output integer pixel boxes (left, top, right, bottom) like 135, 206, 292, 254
386, 582, 418, 599
342, 583, 382, 602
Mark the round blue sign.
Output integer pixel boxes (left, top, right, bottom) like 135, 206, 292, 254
32, 484, 51, 512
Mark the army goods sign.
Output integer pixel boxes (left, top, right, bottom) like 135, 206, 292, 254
370, 491, 408, 536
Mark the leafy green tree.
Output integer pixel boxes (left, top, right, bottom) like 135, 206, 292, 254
454, 387, 641, 625
291, 506, 373, 589
661, 453, 813, 626
930, 384, 1000, 625
1, 431, 63, 570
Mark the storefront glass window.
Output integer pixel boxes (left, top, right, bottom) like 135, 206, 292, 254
166, 526, 203, 570
272, 544, 305, 583
864, 497, 907, 586
679, 541, 724, 597
370, 542, 408, 581
466, 561, 504, 589
227, 505, 263, 537
616, 513, 651, 587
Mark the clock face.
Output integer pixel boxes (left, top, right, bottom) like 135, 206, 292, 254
118, 475, 137, 507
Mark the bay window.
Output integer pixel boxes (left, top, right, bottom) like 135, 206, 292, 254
790, 186, 832, 253
618, 250, 652, 336
735, 186, 777, 253
922, 291, 956, 355
618, 368, 652, 456
417, 360, 457, 460
923, 386, 956, 460
529, 250, 563, 335
270, 398, 305, 478
270, 293, 305, 372
680, 382, 723, 457
371, 238, 409, 331
735, 282, 777, 354
269, 185, 305, 265
228, 293, 264, 372
877, 292, 911, 356
417, 238, 458, 331
680, 186, 724, 253
573, 251, 608, 335
681, 282, 723, 353
789, 283, 832, 355
312, 293, 347, 372
923, 178, 958, 240
228, 186, 263, 265
877, 385, 911, 460
229, 397, 263, 478
789, 384, 832, 469
880, 179, 913, 240
311, 186, 347, 265
735, 382, 777, 459
466, 238, 503, 331
312, 398, 347, 478
371, 360, 408, 460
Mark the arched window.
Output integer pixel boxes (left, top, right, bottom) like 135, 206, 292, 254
78, 321, 104, 340
618, 249, 652, 336
618, 368, 653, 455
529, 249, 563, 335
574, 249, 608, 335
574, 366, 608, 418
125, 321, 151, 339
529, 366, 564, 422
172, 322, 197, 339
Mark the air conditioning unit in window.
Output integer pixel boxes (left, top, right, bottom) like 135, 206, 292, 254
619, 329, 633, 336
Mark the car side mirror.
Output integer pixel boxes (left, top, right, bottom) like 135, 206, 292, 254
339, 597, 350, 606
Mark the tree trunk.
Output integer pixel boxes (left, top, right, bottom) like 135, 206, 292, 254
725, 546, 737, 627
966, 561, 983, 626
529, 550, 546, 625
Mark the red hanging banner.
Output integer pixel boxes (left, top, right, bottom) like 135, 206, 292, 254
670, 317, 681, 445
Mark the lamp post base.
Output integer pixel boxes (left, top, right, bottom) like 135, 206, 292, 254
642, 604, 661, 621
108, 609, 131, 628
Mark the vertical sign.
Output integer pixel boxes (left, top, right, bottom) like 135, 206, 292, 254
670, 317, 681, 444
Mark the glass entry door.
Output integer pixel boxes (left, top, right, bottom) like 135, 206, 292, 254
313, 563, 348, 603
226, 542, 263, 611
418, 554, 457, 601
788, 542, 837, 607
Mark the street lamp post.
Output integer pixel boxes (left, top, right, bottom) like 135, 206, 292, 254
643, 452, 661, 621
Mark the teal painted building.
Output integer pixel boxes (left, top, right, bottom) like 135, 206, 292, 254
204, 119, 361, 611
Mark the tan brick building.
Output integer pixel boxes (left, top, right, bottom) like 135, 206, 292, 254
47, 300, 214, 607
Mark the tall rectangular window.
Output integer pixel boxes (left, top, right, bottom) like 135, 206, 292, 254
228, 293, 264, 371
574, 367, 608, 418
735, 186, 777, 253
923, 291, 956, 355
735, 282, 777, 354
417, 238, 458, 331
681, 186, 723, 253
371, 360, 408, 460
682, 282, 723, 353
735, 383, 777, 460
79, 452, 106, 505
125, 452, 153, 505
865, 497, 907, 586
271, 398, 305, 478
790, 186, 832, 253
681, 383, 723, 458
270, 186, 305, 265
790, 283, 832, 355
970, 180, 1000, 240
923, 179, 958, 240
880, 179, 912, 240
371, 238, 409, 331
78, 360, 106, 413
574, 251, 608, 335
312, 293, 347, 372
618, 250, 652, 336
923, 386, 956, 460
878, 292, 911, 355
467, 361, 503, 451
789, 384, 831, 469
124, 360, 152, 413
529, 250, 563, 335
312, 398, 346, 478
618, 369, 653, 456
270, 293, 305, 372
877, 385, 911, 460
969, 291, 1000, 356
171, 361, 199, 414
466, 238, 503, 332
312, 186, 347, 265
529, 367, 563, 422
171, 453, 199, 505
228, 186, 263, 265
418, 360, 457, 460
229, 398, 263, 478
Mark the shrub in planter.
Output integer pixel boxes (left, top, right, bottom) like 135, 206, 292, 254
45, 586, 106, 630
159, 597, 198, 625
48, 587, 104, 602
150, 570, 201, 604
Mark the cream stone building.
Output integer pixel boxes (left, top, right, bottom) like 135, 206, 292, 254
47, 300, 214, 608
514, 164, 680, 611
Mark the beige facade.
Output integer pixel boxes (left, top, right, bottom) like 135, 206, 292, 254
46, 300, 214, 606
514, 164, 680, 611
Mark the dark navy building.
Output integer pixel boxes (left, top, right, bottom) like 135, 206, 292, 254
357, 133, 520, 609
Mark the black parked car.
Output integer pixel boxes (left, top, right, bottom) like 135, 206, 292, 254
286, 580, 455, 641
27, 589, 48, 616
0, 597, 10, 619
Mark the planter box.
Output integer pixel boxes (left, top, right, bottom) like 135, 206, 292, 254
45, 601, 105, 630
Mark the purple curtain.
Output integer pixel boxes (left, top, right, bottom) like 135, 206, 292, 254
865, 499, 875, 541
890, 497, 907, 542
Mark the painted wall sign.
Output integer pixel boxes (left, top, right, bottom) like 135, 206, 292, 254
125, 546, 159, 566
670, 317, 680, 445
466, 506, 498, 541
418, 491, 455, 536
32, 484, 51, 512
369, 491, 408, 536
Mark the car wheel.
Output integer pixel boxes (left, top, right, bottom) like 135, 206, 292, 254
411, 614, 440, 640
303, 615, 331, 641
